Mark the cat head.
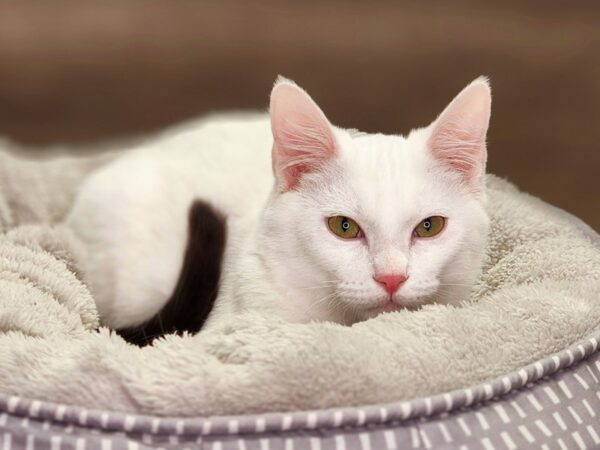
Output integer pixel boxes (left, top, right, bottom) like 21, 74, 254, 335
260, 77, 491, 323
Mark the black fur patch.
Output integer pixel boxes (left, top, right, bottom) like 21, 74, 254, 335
117, 200, 226, 346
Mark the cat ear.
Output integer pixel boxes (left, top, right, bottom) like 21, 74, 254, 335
428, 77, 491, 188
270, 77, 338, 191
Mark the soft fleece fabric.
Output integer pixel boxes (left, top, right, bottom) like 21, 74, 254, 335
0, 145, 598, 417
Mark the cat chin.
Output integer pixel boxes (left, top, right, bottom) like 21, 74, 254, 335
335, 292, 438, 322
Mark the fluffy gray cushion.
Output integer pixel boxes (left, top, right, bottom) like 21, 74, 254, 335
0, 147, 598, 417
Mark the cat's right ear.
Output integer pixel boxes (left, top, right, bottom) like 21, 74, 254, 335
270, 77, 338, 192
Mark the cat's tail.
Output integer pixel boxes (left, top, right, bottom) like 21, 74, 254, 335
117, 201, 227, 346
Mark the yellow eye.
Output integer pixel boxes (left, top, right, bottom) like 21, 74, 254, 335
414, 216, 445, 238
327, 216, 362, 239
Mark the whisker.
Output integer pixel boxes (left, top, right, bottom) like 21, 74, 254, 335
300, 291, 338, 317
296, 282, 340, 291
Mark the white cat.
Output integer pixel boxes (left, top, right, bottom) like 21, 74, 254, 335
67, 77, 491, 334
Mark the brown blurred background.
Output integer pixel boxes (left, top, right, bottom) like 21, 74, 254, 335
0, 1, 598, 229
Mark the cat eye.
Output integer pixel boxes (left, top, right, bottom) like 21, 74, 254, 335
413, 216, 446, 238
327, 216, 362, 239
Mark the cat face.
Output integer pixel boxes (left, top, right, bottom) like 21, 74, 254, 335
260, 78, 491, 323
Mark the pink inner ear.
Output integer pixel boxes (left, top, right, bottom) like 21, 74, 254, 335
430, 122, 486, 182
428, 79, 491, 185
270, 81, 337, 191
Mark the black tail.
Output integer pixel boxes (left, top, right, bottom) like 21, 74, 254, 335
118, 200, 226, 346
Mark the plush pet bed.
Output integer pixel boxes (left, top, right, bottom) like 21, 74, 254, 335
0, 144, 599, 449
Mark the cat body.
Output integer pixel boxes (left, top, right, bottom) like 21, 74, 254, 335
68, 114, 274, 329
67, 78, 491, 333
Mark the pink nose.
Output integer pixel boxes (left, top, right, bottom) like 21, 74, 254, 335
373, 274, 408, 295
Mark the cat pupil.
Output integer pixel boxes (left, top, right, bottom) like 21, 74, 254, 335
342, 219, 350, 231
424, 220, 431, 230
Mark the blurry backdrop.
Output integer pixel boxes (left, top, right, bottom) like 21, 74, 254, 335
0, 1, 598, 228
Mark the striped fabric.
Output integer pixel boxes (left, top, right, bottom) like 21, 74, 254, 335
1, 332, 600, 450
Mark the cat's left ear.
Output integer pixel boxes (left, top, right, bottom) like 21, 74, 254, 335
428, 77, 491, 189
270, 77, 338, 192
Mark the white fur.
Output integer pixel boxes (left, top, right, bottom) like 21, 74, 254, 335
67, 78, 491, 329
